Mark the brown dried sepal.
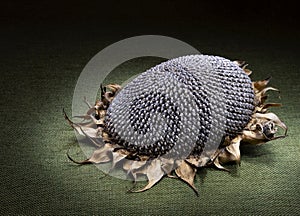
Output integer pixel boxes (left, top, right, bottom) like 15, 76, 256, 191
216, 136, 242, 165
175, 160, 198, 195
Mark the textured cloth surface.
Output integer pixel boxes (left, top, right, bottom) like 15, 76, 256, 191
1, 22, 300, 215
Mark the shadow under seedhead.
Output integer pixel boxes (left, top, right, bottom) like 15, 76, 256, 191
240, 143, 275, 165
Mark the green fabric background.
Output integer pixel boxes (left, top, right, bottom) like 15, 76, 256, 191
1, 3, 300, 215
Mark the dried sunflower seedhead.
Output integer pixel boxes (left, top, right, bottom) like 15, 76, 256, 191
64, 55, 287, 195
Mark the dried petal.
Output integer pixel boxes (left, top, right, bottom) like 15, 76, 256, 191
175, 160, 198, 195
213, 157, 229, 172
130, 161, 148, 181
253, 77, 271, 92
106, 84, 122, 94
242, 130, 268, 145
243, 68, 252, 76
217, 136, 242, 164
63, 109, 104, 141
78, 127, 100, 138
233, 60, 252, 75
261, 103, 282, 109
160, 157, 175, 175
256, 103, 282, 113
83, 96, 93, 108
72, 113, 93, 121
122, 159, 148, 181
66, 152, 91, 165
122, 160, 133, 173
111, 151, 127, 169
233, 60, 246, 67
88, 144, 114, 163
101, 132, 111, 143
65, 142, 112, 165
241, 116, 287, 145
186, 156, 206, 167
102, 84, 122, 102
131, 159, 165, 192
255, 87, 279, 105
253, 112, 288, 135
78, 127, 104, 147
64, 109, 94, 135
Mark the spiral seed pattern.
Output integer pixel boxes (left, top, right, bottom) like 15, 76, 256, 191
106, 55, 254, 158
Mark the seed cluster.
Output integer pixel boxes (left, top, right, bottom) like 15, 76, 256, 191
106, 55, 255, 158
